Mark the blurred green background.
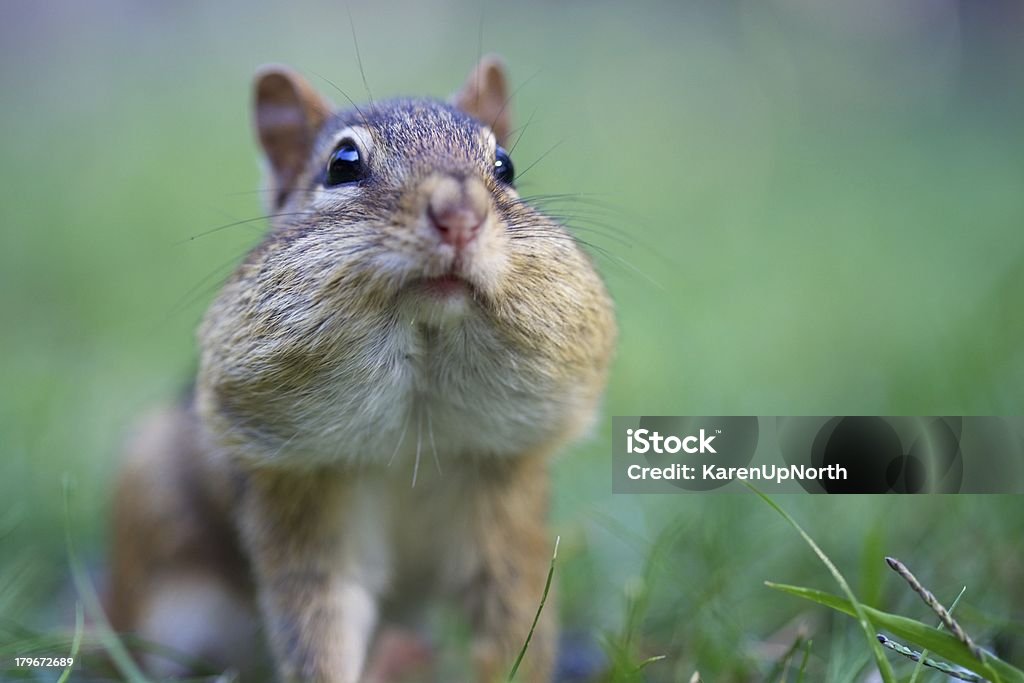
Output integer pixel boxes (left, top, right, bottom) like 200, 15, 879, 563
2, 0, 1023, 680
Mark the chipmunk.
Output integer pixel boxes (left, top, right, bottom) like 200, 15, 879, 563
105, 56, 616, 683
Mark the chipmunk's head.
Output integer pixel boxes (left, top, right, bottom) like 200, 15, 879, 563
251, 56, 533, 319
199, 57, 616, 464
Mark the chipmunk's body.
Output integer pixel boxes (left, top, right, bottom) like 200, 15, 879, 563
107, 57, 616, 683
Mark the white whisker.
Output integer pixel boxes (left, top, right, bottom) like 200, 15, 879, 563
412, 404, 423, 487
270, 431, 301, 460
426, 402, 441, 475
388, 407, 411, 467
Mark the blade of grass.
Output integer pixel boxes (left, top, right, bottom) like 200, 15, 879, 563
747, 485, 897, 683
879, 634, 982, 682
55, 601, 83, 683
508, 536, 559, 681
765, 582, 1024, 683
63, 476, 150, 683
908, 586, 966, 683
796, 639, 812, 683
599, 515, 686, 679
621, 516, 687, 652
887, 558, 981, 661
631, 654, 666, 674
763, 635, 804, 683
0, 554, 37, 619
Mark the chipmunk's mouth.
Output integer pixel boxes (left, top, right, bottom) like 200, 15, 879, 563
417, 274, 470, 297
399, 272, 479, 325
407, 255, 482, 300
401, 269, 482, 307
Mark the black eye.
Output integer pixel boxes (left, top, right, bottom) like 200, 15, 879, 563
325, 140, 362, 186
494, 146, 514, 185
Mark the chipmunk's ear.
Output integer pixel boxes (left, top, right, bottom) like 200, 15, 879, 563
253, 66, 332, 208
451, 55, 511, 148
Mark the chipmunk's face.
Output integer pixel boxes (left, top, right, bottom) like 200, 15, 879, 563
250, 58, 540, 325
297, 103, 518, 322
197, 58, 616, 465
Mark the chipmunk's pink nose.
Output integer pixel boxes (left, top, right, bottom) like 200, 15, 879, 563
427, 176, 489, 251
429, 205, 483, 250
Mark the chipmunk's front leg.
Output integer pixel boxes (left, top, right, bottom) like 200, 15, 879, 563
462, 455, 557, 683
237, 468, 379, 683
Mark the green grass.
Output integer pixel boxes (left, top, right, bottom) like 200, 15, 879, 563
2, 1, 1024, 681
750, 486, 896, 682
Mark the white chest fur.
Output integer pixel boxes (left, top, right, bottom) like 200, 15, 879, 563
330, 466, 488, 606
271, 306, 572, 469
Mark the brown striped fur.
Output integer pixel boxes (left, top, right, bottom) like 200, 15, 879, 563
106, 56, 616, 682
